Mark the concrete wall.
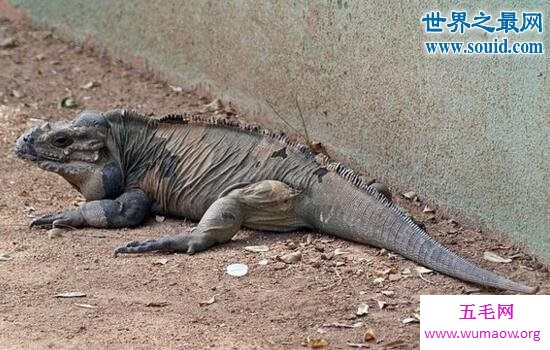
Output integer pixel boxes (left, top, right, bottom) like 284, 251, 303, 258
5, 0, 549, 261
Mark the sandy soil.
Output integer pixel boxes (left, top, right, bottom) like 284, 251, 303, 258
0, 17, 548, 350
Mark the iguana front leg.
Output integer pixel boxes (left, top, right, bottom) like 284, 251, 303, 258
113, 193, 244, 257
31, 189, 152, 229
113, 180, 305, 257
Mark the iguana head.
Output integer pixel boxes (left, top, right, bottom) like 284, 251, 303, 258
15, 111, 124, 200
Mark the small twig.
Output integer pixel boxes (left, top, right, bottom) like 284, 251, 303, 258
418, 274, 435, 285
265, 99, 302, 135
322, 322, 358, 329
294, 95, 310, 144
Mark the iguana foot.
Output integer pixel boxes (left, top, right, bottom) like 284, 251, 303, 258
30, 210, 85, 228
112, 233, 213, 257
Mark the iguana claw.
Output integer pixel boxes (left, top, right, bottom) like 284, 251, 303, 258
112, 234, 209, 257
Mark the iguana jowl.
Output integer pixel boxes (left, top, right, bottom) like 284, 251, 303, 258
14, 110, 538, 294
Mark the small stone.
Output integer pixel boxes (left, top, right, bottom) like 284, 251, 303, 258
169, 85, 183, 92
389, 273, 401, 282
320, 253, 333, 260
273, 262, 286, 270
402, 191, 417, 200
155, 215, 165, 222
373, 277, 385, 285
310, 260, 322, 268
11, 89, 25, 98
356, 303, 369, 316
280, 251, 302, 264
0, 37, 17, 48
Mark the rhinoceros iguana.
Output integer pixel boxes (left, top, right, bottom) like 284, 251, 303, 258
14, 109, 538, 294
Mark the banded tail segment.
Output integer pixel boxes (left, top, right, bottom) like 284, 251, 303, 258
312, 165, 538, 294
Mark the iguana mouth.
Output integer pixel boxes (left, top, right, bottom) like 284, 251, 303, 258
14, 135, 63, 163
13, 143, 39, 162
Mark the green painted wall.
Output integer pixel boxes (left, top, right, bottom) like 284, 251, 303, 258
6, 0, 549, 261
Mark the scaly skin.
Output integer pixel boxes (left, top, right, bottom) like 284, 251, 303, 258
14, 110, 538, 294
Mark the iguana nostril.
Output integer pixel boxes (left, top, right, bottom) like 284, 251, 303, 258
22, 134, 34, 143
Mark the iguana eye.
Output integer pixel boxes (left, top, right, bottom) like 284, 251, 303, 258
52, 135, 73, 148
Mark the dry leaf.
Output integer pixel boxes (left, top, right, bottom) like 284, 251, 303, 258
59, 96, 77, 108
305, 336, 328, 348
363, 327, 376, 342
401, 317, 419, 324
199, 296, 216, 307
146, 301, 169, 307
169, 85, 183, 92
422, 205, 434, 213
80, 81, 98, 89
55, 292, 86, 298
201, 98, 224, 113
322, 322, 363, 329
356, 303, 369, 316
334, 248, 348, 256
483, 251, 512, 263
244, 245, 269, 253
153, 258, 168, 265
415, 266, 433, 275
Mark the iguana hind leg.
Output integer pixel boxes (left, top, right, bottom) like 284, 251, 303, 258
113, 180, 308, 257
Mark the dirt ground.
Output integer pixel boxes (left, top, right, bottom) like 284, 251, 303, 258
0, 17, 548, 350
